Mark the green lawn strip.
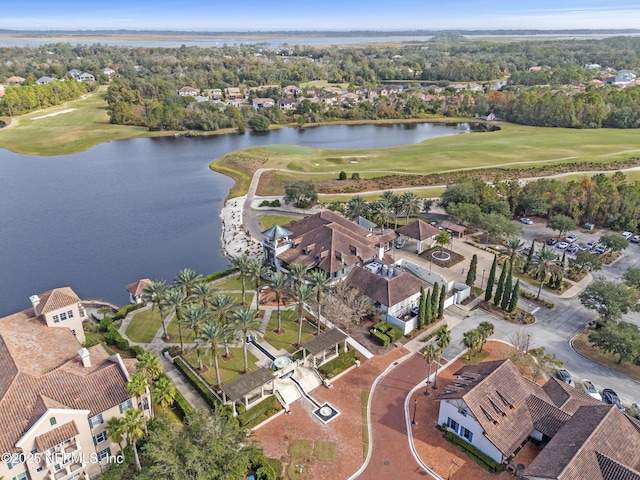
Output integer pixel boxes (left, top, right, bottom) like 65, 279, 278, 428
287, 440, 313, 480
259, 214, 300, 230
209, 162, 251, 199
320, 187, 446, 203
0, 86, 160, 155
572, 331, 640, 382
213, 277, 247, 291
510, 269, 569, 296
313, 441, 336, 462
361, 391, 370, 460
125, 308, 164, 343
183, 347, 259, 386
460, 350, 491, 365
263, 310, 316, 353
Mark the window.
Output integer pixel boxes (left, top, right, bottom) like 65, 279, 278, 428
97, 448, 111, 461
67, 310, 74, 318
71, 329, 76, 337
461, 427, 473, 442
89, 413, 104, 429
119, 399, 133, 413
52, 315, 59, 323
59, 312, 67, 321
36, 466, 44, 473
447, 417, 459, 434
6, 454, 21, 470
50, 417, 57, 426
12, 473, 30, 480
30, 449, 38, 455
93, 431, 107, 445
457, 408, 467, 417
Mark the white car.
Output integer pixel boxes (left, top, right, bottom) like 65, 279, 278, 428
582, 380, 602, 401
565, 233, 578, 243
632, 235, 640, 244
622, 231, 634, 240
519, 218, 533, 225
557, 241, 569, 250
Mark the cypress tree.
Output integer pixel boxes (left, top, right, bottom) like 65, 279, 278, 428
494, 265, 507, 307
438, 284, 446, 318
466, 254, 478, 286
525, 240, 535, 272
485, 255, 498, 301
431, 282, 440, 314
417, 287, 426, 329
508, 279, 520, 312
501, 264, 513, 310
425, 290, 432, 324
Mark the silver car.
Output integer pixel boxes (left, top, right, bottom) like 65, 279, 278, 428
582, 379, 602, 401
558, 368, 574, 386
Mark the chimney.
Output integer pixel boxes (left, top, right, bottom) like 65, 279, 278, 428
29, 295, 41, 315
78, 348, 91, 368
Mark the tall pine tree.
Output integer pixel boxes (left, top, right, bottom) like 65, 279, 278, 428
508, 279, 520, 313
425, 290, 433, 324
501, 264, 513, 310
525, 240, 535, 272
431, 282, 440, 314
438, 284, 446, 318
485, 255, 498, 301
466, 254, 478, 286
494, 265, 507, 307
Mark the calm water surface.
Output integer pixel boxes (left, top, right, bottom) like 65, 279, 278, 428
0, 122, 474, 315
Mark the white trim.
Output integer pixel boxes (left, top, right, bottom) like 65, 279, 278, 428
15, 408, 89, 448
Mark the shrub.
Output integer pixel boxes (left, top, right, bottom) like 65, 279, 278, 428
173, 356, 221, 409
270, 199, 281, 207
519, 289, 555, 308
266, 458, 284, 480
202, 267, 238, 283
339, 171, 347, 180
351, 172, 360, 180
371, 320, 392, 333
444, 431, 505, 472
130, 346, 145, 358
370, 329, 390, 346
99, 317, 115, 332
113, 302, 145, 320
370, 321, 403, 344
237, 395, 282, 428
259, 200, 271, 207
386, 324, 404, 343
172, 385, 192, 419
318, 348, 360, 378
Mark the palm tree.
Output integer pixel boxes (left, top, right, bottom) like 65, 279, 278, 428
174, 268, 202, 297
153, 376, 177, 409
462, 329, 483, 359
528, 246, 562, 299
231, 306, 262, 373
247, 259, 268, 310
435, 230, 451, 256
423, 343, 441, 396
372, 199, 394, 233
400, 191, 421, 223
293, 283, 314, 347
500, 236, 525, 268
288, 262, 308, 287
477, 321, 495, 352
105, 416, 126, 450
122, 408, 145, 472
381, 191, 401, 228
307, 269, 330, 334
164, 287, 187, 350
211, 293, 237, 357
136, 351, 162, 382
181, 304, 209, 368
232, 254, 250, 305
142, 280, 169, 337
197, 321, 228, 386
433, 326, 451, 390
346, 195, 367, 219
266, 271, 289, 333
97, 306, 113, 319
127, 372, 149, 433
191, 281, 215, 309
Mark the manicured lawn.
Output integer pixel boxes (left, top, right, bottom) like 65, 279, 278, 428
213, 276, 246, 291
126, 308, 165, 343
0, 86, 161, 155
313, 441, 337, 462
259, 214, 300, 230
263, 310, 316, 353
320, 186, 446, 202
287, 440, 313, 480
183, 347, 259, 385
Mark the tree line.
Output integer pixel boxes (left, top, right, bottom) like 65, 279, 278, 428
0, 80, 94, 116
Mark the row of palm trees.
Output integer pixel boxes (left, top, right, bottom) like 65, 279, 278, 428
344, 191, 429, 232
422, 325, 452, 396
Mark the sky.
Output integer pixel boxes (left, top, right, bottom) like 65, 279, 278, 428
2, 0, 640, 31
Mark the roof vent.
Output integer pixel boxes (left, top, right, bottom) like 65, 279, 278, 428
78, 347, 91, 368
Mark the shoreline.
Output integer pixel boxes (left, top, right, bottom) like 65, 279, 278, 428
219, 195, 263, 261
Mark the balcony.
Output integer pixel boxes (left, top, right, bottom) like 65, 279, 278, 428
45, 441, 80, 466
52, 461, 85, 480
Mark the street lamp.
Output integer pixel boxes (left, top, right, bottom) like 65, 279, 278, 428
447, 459, 459, 480
411, 398, 418, 425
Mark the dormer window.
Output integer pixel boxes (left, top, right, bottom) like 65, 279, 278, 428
489, 399, 505, 416
496, 391, 514, 409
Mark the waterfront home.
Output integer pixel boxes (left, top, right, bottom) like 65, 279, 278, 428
253, 97, 275, 111
126, 278, 152, 304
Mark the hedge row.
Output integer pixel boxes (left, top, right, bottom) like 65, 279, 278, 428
103, 325, 144, 358
171, 382, 193, 419
444, 431, 505, 472
258, 199, 281, 208
173, 356, 221, 409
113, 302, 145, 320
370, 329, 390, 346
202, 266, 238, 283
237, 394, 282, 428
318, 348, 359, 378
369, 320, 403, 346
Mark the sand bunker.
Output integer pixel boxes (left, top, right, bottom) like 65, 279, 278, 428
31, 108, 76, 120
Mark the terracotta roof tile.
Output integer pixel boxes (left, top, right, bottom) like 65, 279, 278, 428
396, 219, 439, 241
36, 287, 80, 314
596, 451, 640, 480
345, 266, 431, 307
125, 279, 152, 297
35, 421, 79, 451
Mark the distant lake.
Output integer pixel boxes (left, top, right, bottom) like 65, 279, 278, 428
0, 122, 479, 316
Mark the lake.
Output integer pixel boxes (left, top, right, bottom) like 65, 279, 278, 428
0, 122, 476, 315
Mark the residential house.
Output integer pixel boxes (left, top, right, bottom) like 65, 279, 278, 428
253, 97, 275, 111
585, 63, 601, 70
323, 86, 343, 94
178, 86, 198, 97
224, 87, 243, 100
125, 278, 152, 304
207, 88, 223, 100
318, 93, 338, 106
6, 75, 26, 86
67, 69, 81, 79
0, 288, 150, 480
77, 72, 95, 82
278, 97, 297, 111
283, 85, 302, 97
36, 76, 55, 85
339, 92, 359, 105
102, 67, 116, 78
606, 70, 637, 86
436, 359, 640, 478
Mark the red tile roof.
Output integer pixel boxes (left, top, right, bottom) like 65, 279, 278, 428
35, 421, 79, 451
396, 220, 439, 241
125, 278, 152, 297
36, 287, 80, 314
345, 266, 430, 307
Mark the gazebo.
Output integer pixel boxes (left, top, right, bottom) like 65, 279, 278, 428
441, 220, 466, 238
220, 367, 276, 415
301, 328, 348, 368
395, 220, 440, 254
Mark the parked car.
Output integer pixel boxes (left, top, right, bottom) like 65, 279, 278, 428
547, 238, 559, 246
565, 233, 578, 243
632, 235, 640, 243
519, 217, 533, 225
567, 244, 579, 254
578, 244, 590, 251
582, 380, 602, 401
585, 241, 596, 250
622, 231, 634, 239
594, 244, 607, 255
602, 388, 625, 411
558, 368, 574, 386
557, 241, 569, 250
395, 238, 405, 249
